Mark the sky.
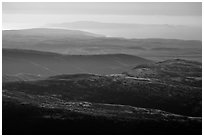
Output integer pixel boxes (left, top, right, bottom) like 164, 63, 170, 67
2, 2, 202, 40
3, 2, 201, 16
3, 2, 202, 28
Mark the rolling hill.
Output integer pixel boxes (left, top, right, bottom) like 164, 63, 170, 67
3, 59, 202, 117
124, 59, 202, 87
3, 28, 202, 62
2, 28, 202, 135
3, 59, 202, 134
3, 48, 152, 77
3, 89, 201, 135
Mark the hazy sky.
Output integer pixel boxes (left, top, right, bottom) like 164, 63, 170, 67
3, 2, 202, 30
3, 2, 202, 15
3, 2, 201, 16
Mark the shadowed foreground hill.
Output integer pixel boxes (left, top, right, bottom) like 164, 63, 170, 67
3, 59, 202, 134
3, 73, 201, 117
3, 90, 201, 135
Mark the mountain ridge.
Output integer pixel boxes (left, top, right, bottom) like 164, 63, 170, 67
3, 28, 201, 62
46, 21, 202, 40
3, 48, 152, 76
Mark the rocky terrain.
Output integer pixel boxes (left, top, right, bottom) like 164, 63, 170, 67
2, 59, 202, 135
3, 87, 201, 135
124, 59, 202, 87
